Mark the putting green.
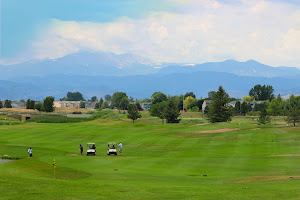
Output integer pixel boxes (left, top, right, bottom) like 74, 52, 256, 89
0, 116, 300, 199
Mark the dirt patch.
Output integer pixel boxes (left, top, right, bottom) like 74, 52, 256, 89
269, 154, 300, 157
195, 128, 240, 134
250, 128, 261, 130
231, 176, 300, 184
192, 123, 211, 126
67, 154, 79, 156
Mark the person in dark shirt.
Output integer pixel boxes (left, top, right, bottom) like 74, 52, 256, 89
79, 144, 83, 156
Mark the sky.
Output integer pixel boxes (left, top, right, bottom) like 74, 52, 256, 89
1, 0, 300, 67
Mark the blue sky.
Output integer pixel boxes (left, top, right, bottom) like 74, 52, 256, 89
1, 0, 300, 67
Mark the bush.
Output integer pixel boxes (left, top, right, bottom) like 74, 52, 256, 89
0, 121, 22, 125
88, 109, 117, 120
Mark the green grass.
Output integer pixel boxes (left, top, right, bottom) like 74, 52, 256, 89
0, 115, 300, 199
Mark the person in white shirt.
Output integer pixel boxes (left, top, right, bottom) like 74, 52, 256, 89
28, 147, 33, 157
118, 142, 122, 155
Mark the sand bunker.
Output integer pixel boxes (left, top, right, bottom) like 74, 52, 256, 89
269, 154, 300, 157
192, 123, 211, 126
195, 128, 240, 134
67, 154, 78, 157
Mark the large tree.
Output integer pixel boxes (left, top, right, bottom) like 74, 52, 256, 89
241, 101, 252, 114
119, 97, 129, 110
0, 100, 2, 108
249, 84, 275, 101
206, 86, 232, 123
104, 94, 112, 101
184, 92, 196, 99
43, 96, 55, 112
268, 99, 282, 124
127, 104, 141, 124
151, 92, 167, 104
91, 96, 98, 102
184, 96, 195, 110
150, 101, 168, 124
207, 91, 216, 100
63, 92, 85, 101
111, 92, 127, 108
26, 99, 35, 109
35, 103, 43, 111
285, 96, 300, 126
164, 99, 180, 123
4, 100, 12, 108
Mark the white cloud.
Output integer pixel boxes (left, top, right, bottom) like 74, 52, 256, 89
26, 0, 300, 67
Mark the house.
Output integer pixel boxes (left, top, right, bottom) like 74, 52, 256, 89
140, 102, 152, 110
202, 100, 212, 112
54, 101, 81, 108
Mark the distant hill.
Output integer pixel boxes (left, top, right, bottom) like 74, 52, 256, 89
2, 71, 300, 100
1, 52, 300, 100
158, 59, 300, 78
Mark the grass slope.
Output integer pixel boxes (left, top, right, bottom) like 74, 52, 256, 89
1, 116, 300, 199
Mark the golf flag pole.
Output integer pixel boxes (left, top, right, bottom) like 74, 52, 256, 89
53, 158, 56, 179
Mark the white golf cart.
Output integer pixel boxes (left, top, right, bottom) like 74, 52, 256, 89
86, 143, 96, 156
107, 142, 117, 155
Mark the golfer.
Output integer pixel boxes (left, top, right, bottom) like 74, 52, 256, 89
79, 144, 83, 156
118, 142, 122, 155
28, 147, 33, 157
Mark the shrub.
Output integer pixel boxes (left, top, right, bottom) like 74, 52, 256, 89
72, 111, 82, 114
88, 109, 117, 120
85, 111, 96, 114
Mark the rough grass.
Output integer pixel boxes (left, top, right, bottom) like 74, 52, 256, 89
1, 115, 300, 199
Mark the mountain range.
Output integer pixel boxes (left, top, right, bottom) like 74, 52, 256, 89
0, 51, 300, 100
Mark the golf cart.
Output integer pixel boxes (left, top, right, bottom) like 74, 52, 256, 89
86, 143, 96, 156
107, 142, 117, 155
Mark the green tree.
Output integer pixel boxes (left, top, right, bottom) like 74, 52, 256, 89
91, 96, 97, 102
207, 91, 216, 100
206, 86, 232, 123
105, 94, 112, 101
26, 99, 35, 109
127, 104, 141, 124
4, 100, 12, 108
79, 101, 85, 108
184, 96, 195, 110
191, 106, 199, 112
234, 101, 241, 114
268, 99, 282, 124
249, 84, 275, 101
150, 101, 167, 124
102, 101, 109, 109
99, 98, 104, 107
285, 97, 300, 126
0, 100, 2, 108
63, 92, 85, 101
119, 97, 129, 110
151, 92, 167, 104
241, 101, 252, 114
111, 92, 127, 108
258, 107, 270, 124
184, 92, 196, 99
164, 99, 180, 123
35, 103, 43, 111
43, 96, 55, 112
135, 102, 142, 109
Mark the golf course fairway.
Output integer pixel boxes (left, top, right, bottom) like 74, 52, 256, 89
1, 116, 300, 199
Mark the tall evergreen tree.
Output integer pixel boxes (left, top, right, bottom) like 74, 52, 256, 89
164, 99, 180, 123
285, 98, 300, 126
43, 96, 55, 112
207, 86, 232, 123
